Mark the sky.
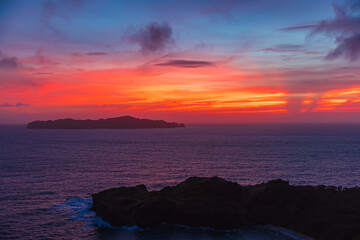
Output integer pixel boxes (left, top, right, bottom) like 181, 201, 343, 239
1, 0, 360, 123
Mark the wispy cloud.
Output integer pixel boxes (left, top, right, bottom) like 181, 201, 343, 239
0, 57, 19, 69
86, 52, 108, 56
279, 24, 318, 31
262, 44, 319, 55
0, 103, 29, 107
30, 48, 58, 66
33, 72, 53, 75
41, 0, 83, 35
71, 52, 108, 57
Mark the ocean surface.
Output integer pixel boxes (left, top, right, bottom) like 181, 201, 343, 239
1, 124, 360, 239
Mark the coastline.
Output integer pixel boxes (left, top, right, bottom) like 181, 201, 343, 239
91, 176, 360, 240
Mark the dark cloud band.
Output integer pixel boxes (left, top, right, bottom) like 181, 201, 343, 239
155, 59, 215, 68
0, 103, 29, 107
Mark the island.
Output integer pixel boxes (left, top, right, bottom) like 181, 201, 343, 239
26, 116, 185, 129
92, 176, 360, 240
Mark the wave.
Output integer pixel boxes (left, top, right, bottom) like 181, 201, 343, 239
53, 197, 142, 231
53, 197, 310, 239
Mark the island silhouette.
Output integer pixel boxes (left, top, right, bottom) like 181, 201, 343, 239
26, 116, 185, 129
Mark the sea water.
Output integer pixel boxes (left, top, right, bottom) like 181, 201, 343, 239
1, 124, 360, 239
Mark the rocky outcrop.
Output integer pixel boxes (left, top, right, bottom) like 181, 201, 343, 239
92, 177, 360, 240
26, 116, 185, 129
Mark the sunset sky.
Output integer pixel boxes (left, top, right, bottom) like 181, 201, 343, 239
1, 0, 360, 123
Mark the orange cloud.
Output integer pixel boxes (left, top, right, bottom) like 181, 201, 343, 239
2, 49, 360, 123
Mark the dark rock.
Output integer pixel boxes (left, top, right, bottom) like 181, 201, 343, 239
26, 115, 185, 129
92, 177, 360, 240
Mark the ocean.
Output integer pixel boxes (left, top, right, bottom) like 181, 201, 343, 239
1, 124, 360, 239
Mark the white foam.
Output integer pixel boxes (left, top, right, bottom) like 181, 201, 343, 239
92, 216, 144, 230
54, 197, 143, 231
54, 198, 311, 239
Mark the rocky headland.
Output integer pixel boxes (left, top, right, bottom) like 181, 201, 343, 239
92, 177, 360, 240
26, 116, 185, 129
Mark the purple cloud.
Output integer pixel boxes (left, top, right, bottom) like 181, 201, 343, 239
325, 33, 360, 61
280, 1, 360, 61
0, 57, 19, 69
86, 52, 108, 56
130, 22, 174, 54
312, 1, 360, 61
0, 103, 29, 108
155, 59, 215, 68
41, 0, 83, 35
71, 52, 109, 57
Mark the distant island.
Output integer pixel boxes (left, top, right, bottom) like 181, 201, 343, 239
92, 177, 360, 240
26, 116, 185, 129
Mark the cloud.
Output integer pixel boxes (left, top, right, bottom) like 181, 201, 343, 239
71, 53, 84, 57
199, 0, 273, 22
281, 1, 360, 61
0, 57, 19, 69
41, 0, 83, 35
325, 33, 360, 60
30, 48, 58, 66
42, 0, 63, 35
130, 22, 175, 54
287, 78, 360, 94
0, 103, 29, 108
351, 0, 360, 11
313, 5, 360, 34
0, 73, 41, 89
33, 72, 53, 75
155, 59, 215, 68
15, 48, 57, 67
71, 52, 109, 57
279, 24, 318, 31
262, 44, 319, 55
200, 0, 246, 21
86, 52, 108, 56
311, 1, 360, 61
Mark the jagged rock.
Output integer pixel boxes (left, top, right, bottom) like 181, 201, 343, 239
92, 177, 360, 240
